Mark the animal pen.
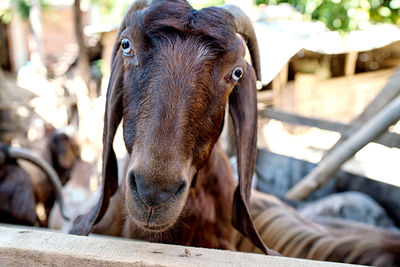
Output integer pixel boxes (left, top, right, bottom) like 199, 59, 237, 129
1, 0, 400, 266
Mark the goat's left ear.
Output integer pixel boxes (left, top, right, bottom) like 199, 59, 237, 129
229, 63, 278, 256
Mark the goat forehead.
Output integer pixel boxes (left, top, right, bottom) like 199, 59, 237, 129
153, 37, 215, 80
165, 37, 212, 62
122, 38, 222, 151
127, 38, 225, 158
142, 41, 215, 133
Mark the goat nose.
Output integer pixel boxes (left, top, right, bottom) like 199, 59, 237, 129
128, 169, 187, 209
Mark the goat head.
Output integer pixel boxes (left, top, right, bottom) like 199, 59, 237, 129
70, 0, 274, 255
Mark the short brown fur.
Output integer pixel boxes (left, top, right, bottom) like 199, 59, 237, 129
235, 191, 400, 266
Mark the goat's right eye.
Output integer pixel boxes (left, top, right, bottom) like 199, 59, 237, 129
232, 67, 244, 81
121, 38, 132, 56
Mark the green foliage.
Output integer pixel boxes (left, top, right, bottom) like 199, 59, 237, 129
0, 0, 49, 21
370, 0, 400, 24
256, 0, 400, 32
91, 0, 115, 16
91, 59, 103, 78
91, 0, 226, 16
0, 9, 12, 24
12, 0, 30, 19
89, 0, 132, 25
89, 0, 226, 25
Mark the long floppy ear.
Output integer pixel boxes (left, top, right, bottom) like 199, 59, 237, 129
69, 1, 149, 235
229, 63, 279, 256
69, 51, 123, 235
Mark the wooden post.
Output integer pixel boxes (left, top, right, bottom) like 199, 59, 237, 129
0, 68, 18, 144
9, 8, 29, 72
74, 0, 92, 97
344, 51, 358, 76
29, 0, 46, 73
272, 63, 289, 108
286, 94, 400, 200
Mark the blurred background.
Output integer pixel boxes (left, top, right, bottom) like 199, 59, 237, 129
1, 0, 400, 231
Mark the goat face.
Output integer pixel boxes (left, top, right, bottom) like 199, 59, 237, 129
121, 5, 247, 231
70, 0, 272, 254
48, 132, 79, 175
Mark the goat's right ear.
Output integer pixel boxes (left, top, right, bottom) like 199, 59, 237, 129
69, 0, 149, 236
69, 48, 124, 236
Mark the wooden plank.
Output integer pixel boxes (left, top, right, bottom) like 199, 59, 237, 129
286, 94, 400, 200
257, 90, 274, 106
260, 107, 350, 134
323, 66, 400, 158
273, 68, 395, 124
260, 107, 400, 149
356, 66, 400, 121
0, 226, 359, 267
375, 131, 400, 148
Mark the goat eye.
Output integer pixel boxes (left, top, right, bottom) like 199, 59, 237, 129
121, 38, 132, 55
232, 67, 243, 81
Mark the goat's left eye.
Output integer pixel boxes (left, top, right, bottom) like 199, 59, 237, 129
232, 67, 243, 81
121, 38, 132, 56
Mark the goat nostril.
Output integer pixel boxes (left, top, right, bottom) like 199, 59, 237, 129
128, 170, 138, 193
128, 169, 188, 208
175, 180, 187, 198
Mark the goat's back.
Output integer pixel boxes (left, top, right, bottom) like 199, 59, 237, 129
234, 191, 400, 266
0, 162, 37, 225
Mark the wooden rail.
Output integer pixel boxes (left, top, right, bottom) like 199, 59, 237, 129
286, 94, 400, 200
260, 107, 400, 149
0, 226, 360, 267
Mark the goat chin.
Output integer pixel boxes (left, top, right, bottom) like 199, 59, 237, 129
125, 183, 190, 233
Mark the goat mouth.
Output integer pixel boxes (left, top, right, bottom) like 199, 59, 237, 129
129, 207, 177, 232
142, 221, 174, 232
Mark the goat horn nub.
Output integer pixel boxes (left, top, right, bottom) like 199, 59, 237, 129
219, 4, 261, 82
131, 0, 150, 10
8, 147, 69, 221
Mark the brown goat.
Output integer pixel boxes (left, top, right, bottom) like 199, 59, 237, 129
47, 130, 81, 185
235, 191, 400, 266
20, 130, 79, 226
46, 132, 100, 231
70, 0, 277, 255
0, 142, 67, 226
0, 144, 37, 225
48, 157, 99, 232
37, 131, 80, 223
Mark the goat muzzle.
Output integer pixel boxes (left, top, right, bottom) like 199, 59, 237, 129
128, 169, 187, 209
125, 168, 190, 232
